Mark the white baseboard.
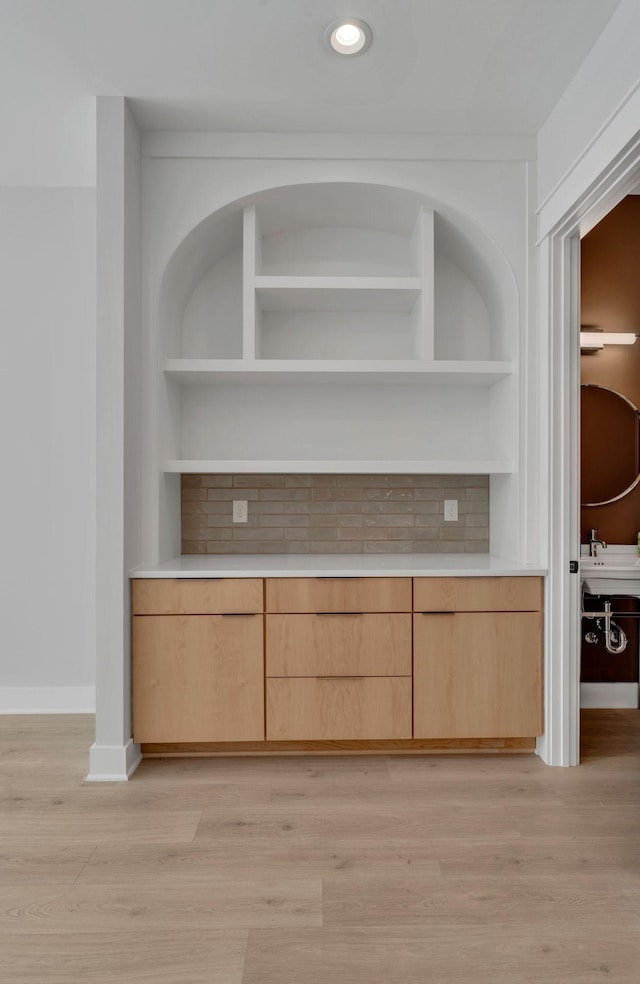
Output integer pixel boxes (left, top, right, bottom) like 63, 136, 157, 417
580, 682, 639, 709
86, 739, 142, 781
0, 686, 95, 714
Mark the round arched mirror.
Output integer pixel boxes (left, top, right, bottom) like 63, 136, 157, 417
581, 384, 640, 506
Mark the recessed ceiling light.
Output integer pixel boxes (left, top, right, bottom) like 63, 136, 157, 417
326, 18, 372, 56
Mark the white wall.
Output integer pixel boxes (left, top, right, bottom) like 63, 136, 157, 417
0, 189, 96, 711
537, 0, 640, 229
0, 12, 97, 712
0, 4, 95, 188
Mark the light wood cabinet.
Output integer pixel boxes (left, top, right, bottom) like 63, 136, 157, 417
413, 611, 543, 738
267, 676, 412, 741
266, 613, 411, 677
266, 576, 411, 614
133, 614, 264, 742
132, 573, 543, 750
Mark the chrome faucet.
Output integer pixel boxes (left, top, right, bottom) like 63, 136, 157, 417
588, 528, 607, 557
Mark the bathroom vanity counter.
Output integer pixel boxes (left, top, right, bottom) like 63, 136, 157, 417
131, 553, 546, 579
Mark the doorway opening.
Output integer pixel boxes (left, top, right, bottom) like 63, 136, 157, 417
579, 197, 640, 725
541, 134, 640, 768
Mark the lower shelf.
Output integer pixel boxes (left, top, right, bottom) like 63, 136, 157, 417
164, 359, 513, 386
141, 737, 537, 756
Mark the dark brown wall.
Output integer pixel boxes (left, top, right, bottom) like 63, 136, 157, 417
580, 195, 640, 546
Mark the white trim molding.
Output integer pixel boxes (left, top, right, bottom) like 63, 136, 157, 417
87, 739, 142, 781
142, 130, 536, 163
0, 687, 95, 714
581, 683, 639, 709
537, 234, 581, 767
538, 84, 640, 239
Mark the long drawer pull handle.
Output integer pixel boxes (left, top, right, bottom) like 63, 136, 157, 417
181, 578, 226, 582
316, 675, 365, 680
418, 611, 454, 615
316, 611, 363, 616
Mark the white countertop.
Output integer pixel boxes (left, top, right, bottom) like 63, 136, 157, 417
131, 553, 546, 579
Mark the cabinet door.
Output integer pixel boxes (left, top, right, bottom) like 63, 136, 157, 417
413, 612, 542, 738
133, 615, 264, 742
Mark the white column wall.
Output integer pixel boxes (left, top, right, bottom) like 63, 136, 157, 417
89, 97, 143, 780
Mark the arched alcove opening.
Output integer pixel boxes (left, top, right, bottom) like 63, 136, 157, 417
158, 181, 519, 364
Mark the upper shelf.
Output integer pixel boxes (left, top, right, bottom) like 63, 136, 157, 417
164, 358, 512, 386
254, 276, 422, 313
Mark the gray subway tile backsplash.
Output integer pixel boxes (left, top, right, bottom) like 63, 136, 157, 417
181, 474, 489, 554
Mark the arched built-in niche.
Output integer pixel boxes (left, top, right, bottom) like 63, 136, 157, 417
156, 181, 519, 481
158, 182, 518, 365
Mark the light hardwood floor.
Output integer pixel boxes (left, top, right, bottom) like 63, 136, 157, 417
1, 711, 640, 983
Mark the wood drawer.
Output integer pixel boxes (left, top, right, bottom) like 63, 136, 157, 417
132, 578, 263, 615
266, 613, 411, 677
133, 614, 264, 743
266, 576, 411, 613
413, 576, 543, 613
266, 676, 411, 740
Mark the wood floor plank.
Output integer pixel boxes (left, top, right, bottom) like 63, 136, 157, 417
506, 804, 640, 839
0, 845, 95, 887
431, 834, 640, 877
0, 930, 248, 984
241, 926, 640, 984
363, 777, 565, 807
322, 872, 640, 927
0, 811, 202, 847
137, 754, 392, 787
0, 880, 322, 934
75, 842, 441, 886
242, 927, 527, 984
386, 752, 546, 782
194, 802, 520, 843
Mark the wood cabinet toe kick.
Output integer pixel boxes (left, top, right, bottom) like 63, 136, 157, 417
132, 574, 543, 754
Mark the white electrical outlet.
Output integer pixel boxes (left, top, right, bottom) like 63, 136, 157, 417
444, 499, 458, 522
232, 500, 248, 523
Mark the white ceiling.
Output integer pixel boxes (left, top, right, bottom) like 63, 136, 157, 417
1, 0, 623, 136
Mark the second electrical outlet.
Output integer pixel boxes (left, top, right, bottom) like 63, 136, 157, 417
444, 499, 458, 522
233, 499, 248, 523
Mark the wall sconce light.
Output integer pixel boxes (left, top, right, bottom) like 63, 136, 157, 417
580, 331, 638, 351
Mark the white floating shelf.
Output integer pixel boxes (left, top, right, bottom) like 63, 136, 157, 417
164, 459, 513, 475
255, 277, 421, 313
164, 359, 512, 386
254, 275, 422, 289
